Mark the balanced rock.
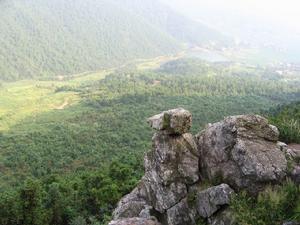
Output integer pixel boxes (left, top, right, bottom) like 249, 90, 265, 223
110, 110, 290, 225
113, 108, 199, 221
143, 132, 199, 212
197, 115, 287, 193
148, 108, 192, 135
196, 184, 234, 218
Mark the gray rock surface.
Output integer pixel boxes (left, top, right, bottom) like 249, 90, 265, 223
109, 218, 162, 225
113, 109, 199, 223
197, 115, 287, 192
277, 142, 298, 159
143, 131, 199, 212
208, 209, 234, 225
196, 184, 234, 218
147, 108, 192, 135
166, 198, 194, 225
113, 182, 149, 219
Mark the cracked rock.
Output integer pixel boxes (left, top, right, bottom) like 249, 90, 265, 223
166, 198, 194, 225
196, 184, 234, 218
197, 115, 287, 193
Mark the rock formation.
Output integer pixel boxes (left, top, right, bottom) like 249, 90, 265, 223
195, 184, 234, 218
196, 115, 287, 193
109, 108, 292, 225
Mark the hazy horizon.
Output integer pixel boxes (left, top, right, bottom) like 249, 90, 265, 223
162, 0, 300, 31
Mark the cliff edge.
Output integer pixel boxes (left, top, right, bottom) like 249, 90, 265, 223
109, 108, 300, 225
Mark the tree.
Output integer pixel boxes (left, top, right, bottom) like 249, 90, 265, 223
20, 179, 45, 225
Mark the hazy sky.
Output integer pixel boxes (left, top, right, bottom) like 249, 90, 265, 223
163, 0, 300, 31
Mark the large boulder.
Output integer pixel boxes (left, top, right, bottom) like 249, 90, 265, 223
148, 108, 192, 135
145, 132, 199, 186
143, 132, 199, 212
110, 111, 290, 225
196, 184, 234, 218
109, 218, 162, 225
142, 177, 187, 213
197, 115, 287, 193
112, 109, 199, 222
166, 198, 195, 225
113, 182, 150, 219
142, 118, 199, 212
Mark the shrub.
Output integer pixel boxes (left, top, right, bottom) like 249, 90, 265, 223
231, 180, 300, 225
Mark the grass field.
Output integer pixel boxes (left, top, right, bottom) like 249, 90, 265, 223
0, 54, 176, 132
0, 73, 107, 132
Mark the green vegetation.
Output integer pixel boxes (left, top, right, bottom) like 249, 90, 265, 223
111, 0, 232, 47
0, 160, 142, 225
1, 1, 299, 224
0, 0, 230, 81
0, 58, 300, 224
231, 180, 300, 225
269, 102, 300, 144
0, 0, 181, 81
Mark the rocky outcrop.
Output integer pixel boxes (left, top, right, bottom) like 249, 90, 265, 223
113, 108, 200, 224
113, 183, 149, 219
196, 184, 234, 218
143, 131, 199, 212
109, 109, 290, 225
196, 115, 287, 193
147, 108, 192, 135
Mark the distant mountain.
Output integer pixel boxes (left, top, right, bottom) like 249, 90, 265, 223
112, 0, 232, 46
0, 0, 228, 81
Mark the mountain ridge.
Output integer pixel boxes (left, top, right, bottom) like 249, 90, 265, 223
0, 0, 229, 81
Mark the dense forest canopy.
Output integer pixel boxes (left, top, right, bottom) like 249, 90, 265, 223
0, 0, 300, 224
0, 0, 230, 81
1, 58, 300, 224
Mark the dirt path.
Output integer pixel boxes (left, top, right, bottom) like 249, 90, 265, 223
54, 98, 69, 110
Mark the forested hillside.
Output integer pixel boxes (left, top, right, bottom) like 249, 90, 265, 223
1, 58, 300, 224
0, 0, 229, 81
0, 0, 179, 81
111, 0, 232, 46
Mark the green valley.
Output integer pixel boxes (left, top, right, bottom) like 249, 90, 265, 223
1, 0, 300, 224
0, 56, 300, 224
